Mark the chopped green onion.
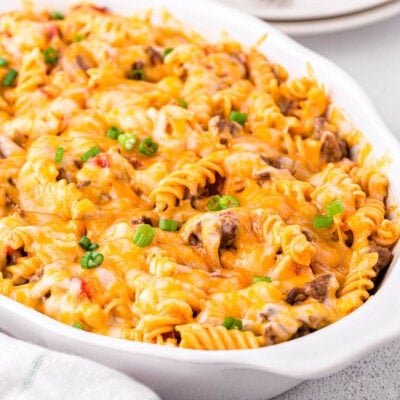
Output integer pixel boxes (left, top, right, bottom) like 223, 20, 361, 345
54, 146, 64, 163
133, 224, 155, 247
79, 236, 99, 252
72, 322, 84, 329
163, 48, 174, 58
222, 316, 235, 329
313, 214, 333, 229
177, 98, 188, 109
129, 68, 145, 80
106, 126, 122, 140
118, 133, 138, 151
2, 68, 18, 87
79, 236, 91, 250
80, 252, 91, 268
208, 195, 240, 211
50, 11, 64, 20
313, 199, 344, 229
87, 243, 99, 251
138, 138, 158, 156
0, 57, 8, 67
252, 276, 272, 283
81, 146, 101, 162
222, 316, 243, 331
89, 253, 103, 268
230, 318, 242, 330
73, 34, 85, 43
42, 46, 58, 65
218, 195, 240, 210
81, 251, 104, 269
229, 110, 248, 125
326, 199, 344, 217
159, 219, 178, 232
207, 195, 222, 211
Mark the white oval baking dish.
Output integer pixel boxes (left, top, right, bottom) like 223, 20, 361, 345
1, 1, 400, 399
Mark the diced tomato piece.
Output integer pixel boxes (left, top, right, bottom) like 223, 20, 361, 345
38, 86, 52, 98
89, 153, 110, 168
79, 278, 92, 299
72, 4, 108, 13
89, 5, 109, 13
47, 23, 60, 40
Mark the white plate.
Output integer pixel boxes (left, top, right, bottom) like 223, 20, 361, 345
217, 0, 393, 20
1, 1, 400, 400
270, 0, 400, 35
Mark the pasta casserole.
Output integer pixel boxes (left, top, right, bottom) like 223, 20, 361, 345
0, 3, 398, 350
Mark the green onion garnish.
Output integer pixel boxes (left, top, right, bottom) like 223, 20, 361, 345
79, 236, 99, 251
81, 146, 101, 162
208, 195, 240, 211
252, 276, 272, 283
313, 199, 344, 229
313, 214, 333, 229
133, 224, 155, 247
54, 146, 64, 163
72, 322, 84, 329
207, 195, 222, 211
129, 68, 145, 81
159, 219, 178, 232
42, 46, 58, 65
218, 195, 240, 210
0, 57, 8, 67
138, 138, 158, 156
229, 110, 247, 125
177, 98, 188, 109
222, 316, 243, 331
87, 243, 99, 251
106, 126, 122, 140
2, 68, 18, 87
118, 133, 138, 151
163, 48, 174, 58
326, 199, 344, 217
50, 11, 64, 20
79, 236, 91, 250
81, 251, 104, 269
73, 34, 85, 43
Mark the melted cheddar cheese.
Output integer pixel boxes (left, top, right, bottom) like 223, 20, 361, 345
0, 3, 398, 350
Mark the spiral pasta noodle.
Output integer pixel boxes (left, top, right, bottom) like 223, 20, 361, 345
149, 151, 226, 212
177, 323, 263, 350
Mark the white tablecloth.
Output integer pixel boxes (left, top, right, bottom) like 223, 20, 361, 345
0, 333, 161, 400
274, 13, 400, 400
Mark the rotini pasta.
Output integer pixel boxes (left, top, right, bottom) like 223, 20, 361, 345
0, 3, 398, 350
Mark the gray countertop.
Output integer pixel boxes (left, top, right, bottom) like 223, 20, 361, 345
274, 14, 400, 400
296, 14, 400, 137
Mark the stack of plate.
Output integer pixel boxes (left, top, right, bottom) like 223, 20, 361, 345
217, 0, 400, 35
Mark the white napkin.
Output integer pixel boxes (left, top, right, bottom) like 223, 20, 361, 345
0, 333, 161, 400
